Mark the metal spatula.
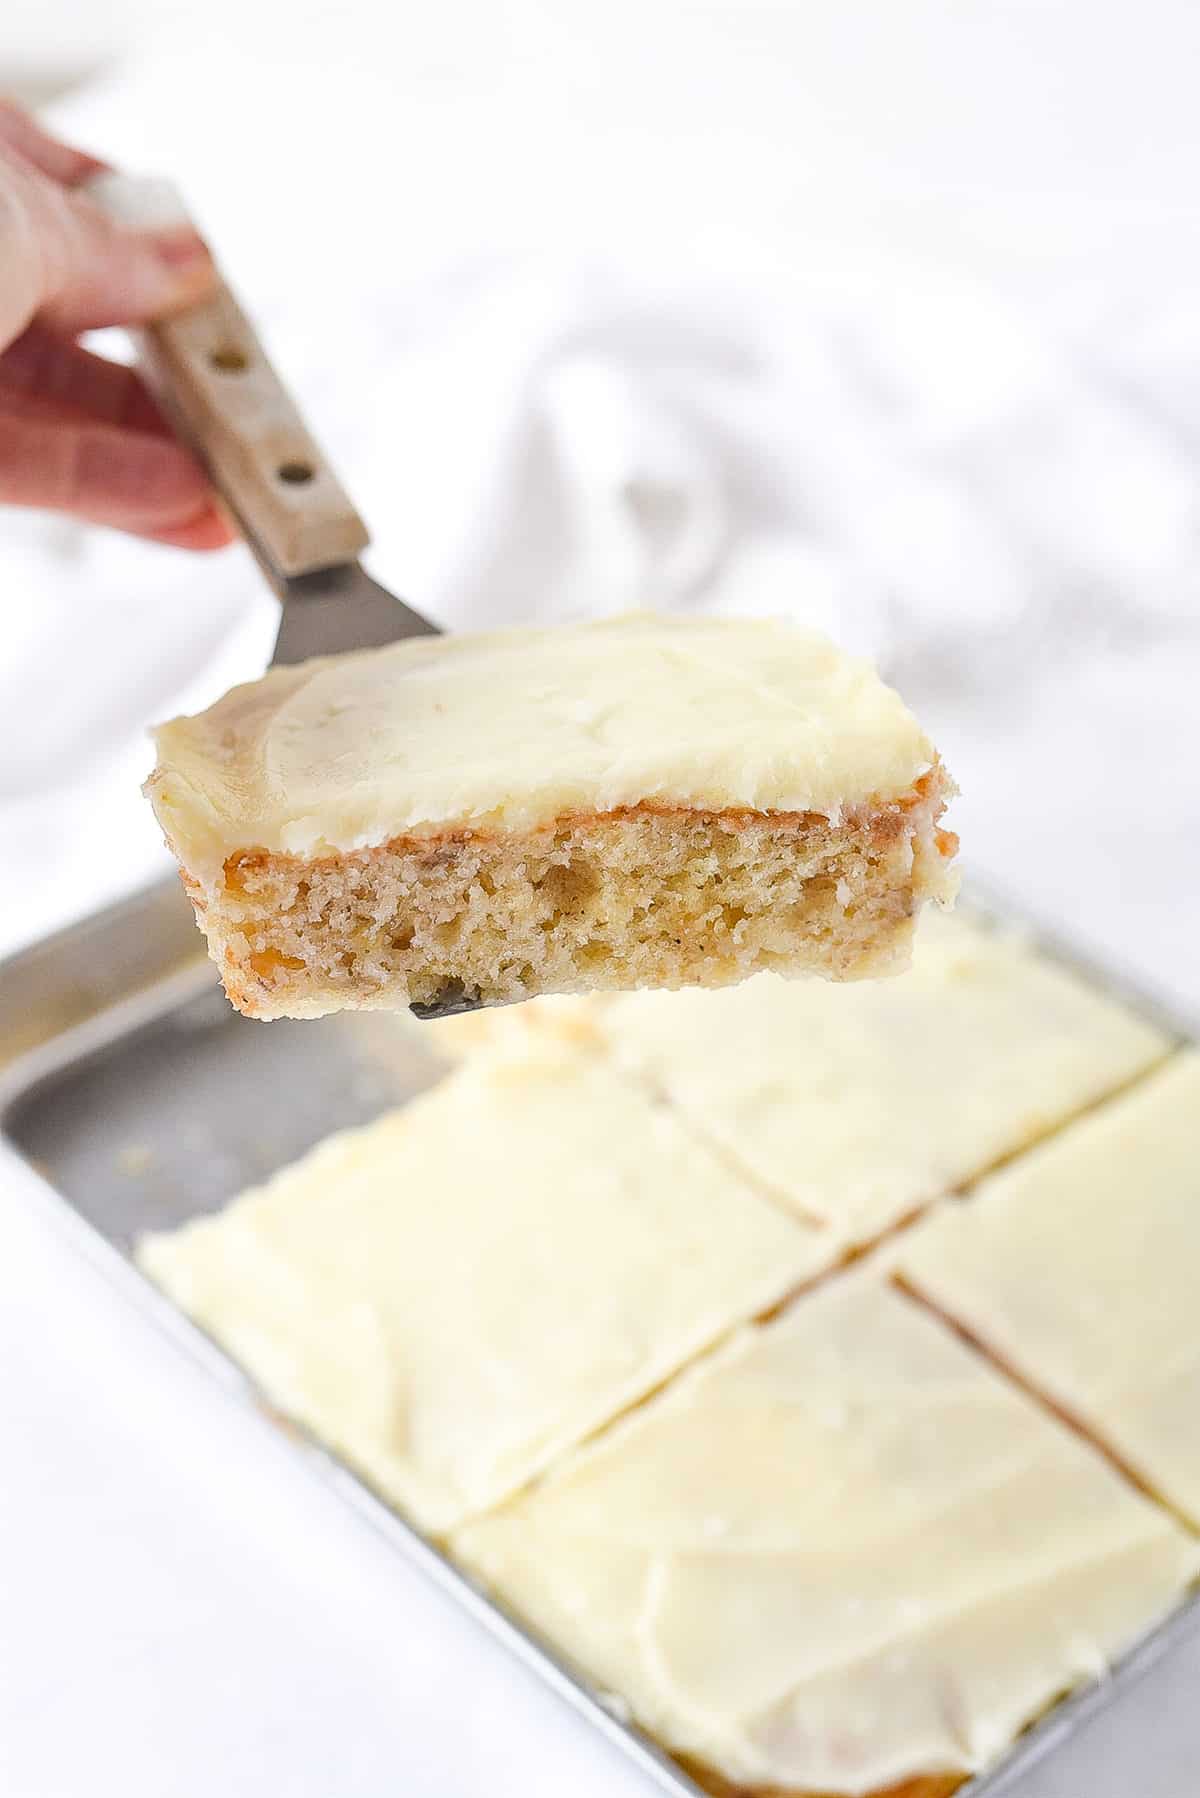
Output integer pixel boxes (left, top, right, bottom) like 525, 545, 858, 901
89, 177, 501, 1019
89, 173, 439, 665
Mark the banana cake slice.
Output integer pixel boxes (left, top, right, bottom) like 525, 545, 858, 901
146, 611, 956, 1019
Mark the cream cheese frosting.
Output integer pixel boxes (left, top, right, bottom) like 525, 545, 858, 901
136, 1043, 828, 1533
899, 1050, 1200, 1528
581, 908, 1171, 1245
146, 612, 939, 885
454, 1275, 1197, 1795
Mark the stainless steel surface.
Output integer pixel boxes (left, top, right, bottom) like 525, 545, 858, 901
269, 560, 439, 665
1, 881, 1197, 1798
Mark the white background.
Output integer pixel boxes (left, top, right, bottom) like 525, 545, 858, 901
2, 5, 1199, 1795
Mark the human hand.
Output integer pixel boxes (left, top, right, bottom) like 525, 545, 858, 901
0, 99, 235, 549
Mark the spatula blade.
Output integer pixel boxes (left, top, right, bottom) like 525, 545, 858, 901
272, 563, 439, 664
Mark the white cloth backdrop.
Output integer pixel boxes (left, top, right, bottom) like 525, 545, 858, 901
2, 7, 1199, 1795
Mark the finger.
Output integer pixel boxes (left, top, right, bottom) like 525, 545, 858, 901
34, 182, 216, 332
134, 505, 235, 551
0, 388, 99, 426
0, 326, 169, 435
0, 148, 216, 344
0, 411, 228, 537
0, 97, 105, 187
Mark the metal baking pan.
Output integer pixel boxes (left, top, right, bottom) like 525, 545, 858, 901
2, 877, 1198, 1798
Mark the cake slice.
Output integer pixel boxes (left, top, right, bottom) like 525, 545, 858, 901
580, 908, 1170, 1247
898, 1051, 1200, 1527
136, 1042, 829, 1533
146, 611, 956, 1019
453, 1274, 1197, 1797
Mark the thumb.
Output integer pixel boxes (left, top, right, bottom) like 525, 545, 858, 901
34, 178, 217, 333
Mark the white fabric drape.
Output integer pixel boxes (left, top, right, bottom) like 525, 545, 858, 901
2, 13, 1200, 1797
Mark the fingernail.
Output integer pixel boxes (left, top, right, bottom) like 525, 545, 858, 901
151, 230, 218, 313
154, 228, 214, 272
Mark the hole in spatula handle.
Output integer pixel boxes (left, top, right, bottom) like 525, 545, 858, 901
209, 344, 249, 373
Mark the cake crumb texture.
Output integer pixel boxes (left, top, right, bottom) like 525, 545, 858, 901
202, 786, 955, 1019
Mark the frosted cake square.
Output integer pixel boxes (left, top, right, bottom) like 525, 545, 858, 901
582, 909, 1169, 1246
137, 1044, 828, 1532
453, 1274, 1196, 1797
146, 613, 956, 1019
898, 1051, 1200, 1526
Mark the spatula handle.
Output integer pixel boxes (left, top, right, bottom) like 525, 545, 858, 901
87, 172, 370, 579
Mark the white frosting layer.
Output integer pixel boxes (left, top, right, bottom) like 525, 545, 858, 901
900, 1050, 1200, 1528
454, 1276, 1196, 1794
146, 612, 938, 884
136, 1044, 826, 1533
586, 909, 1170, 1245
